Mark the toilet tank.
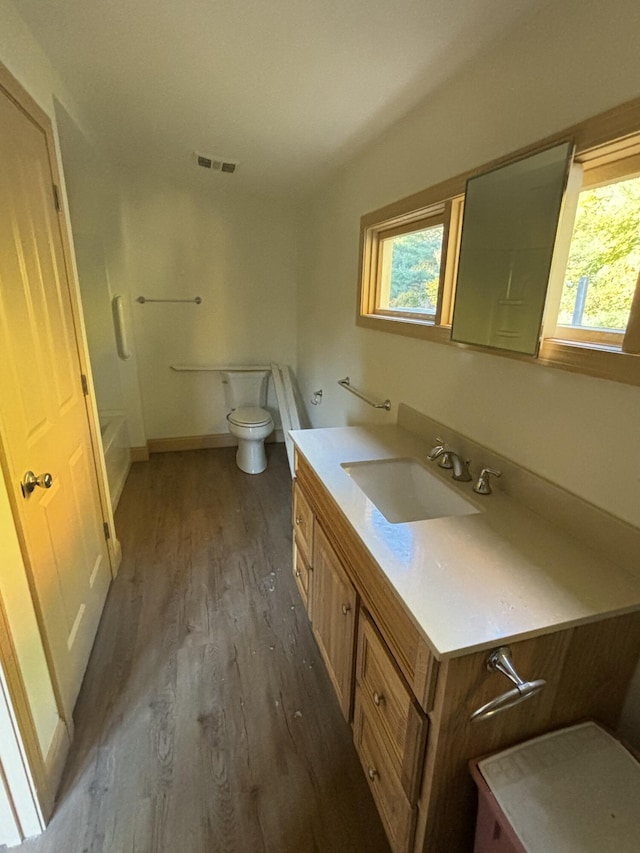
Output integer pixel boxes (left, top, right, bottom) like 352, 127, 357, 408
221, 369, 270, 409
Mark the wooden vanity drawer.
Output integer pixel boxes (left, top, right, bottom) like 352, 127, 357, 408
292, 540, 311, 613
353, 688, 416, 853
356, 611, 427, 803
292, 480, 314, 564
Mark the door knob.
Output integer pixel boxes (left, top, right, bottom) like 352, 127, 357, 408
21, 470, 54, 497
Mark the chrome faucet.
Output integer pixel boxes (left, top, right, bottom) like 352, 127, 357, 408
427, 438, 472, 482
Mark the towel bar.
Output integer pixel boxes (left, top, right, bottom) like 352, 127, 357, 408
338, 377, 391, 411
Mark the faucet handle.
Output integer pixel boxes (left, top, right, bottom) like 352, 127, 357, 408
427, 439, 454, 470
473, 467, 502, 495
427, 437, 447, 461
438, 452, 454, 470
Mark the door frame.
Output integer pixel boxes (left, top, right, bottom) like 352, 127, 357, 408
0, 603, 48, 836
0, 61, 120, 826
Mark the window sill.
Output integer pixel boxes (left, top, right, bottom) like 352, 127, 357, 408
357, 312, 452, 343
357, 313, 640, 387
539, 338, 640, 386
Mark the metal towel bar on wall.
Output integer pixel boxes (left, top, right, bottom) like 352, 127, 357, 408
338, 377, 391, 411
137, 296, 202, 304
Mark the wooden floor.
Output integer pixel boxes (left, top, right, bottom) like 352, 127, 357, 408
13, 445, 390, 853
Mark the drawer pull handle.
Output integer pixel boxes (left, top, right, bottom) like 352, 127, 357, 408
367, 766, 378, 781
373, 691, 384, 707
341, 603, 351, 616
295, 568, 301, 578
470, 646, 546, 722
295, 515, 303, 525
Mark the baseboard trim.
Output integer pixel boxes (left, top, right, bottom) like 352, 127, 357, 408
148, 429, 285, 455
130, 446, 150, 463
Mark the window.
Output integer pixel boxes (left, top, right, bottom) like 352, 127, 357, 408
558, 177, 640, 336
357, 96, 640, 384
358, 197, 463, 336
550, 157, 640, 353
377, 219, 444, 319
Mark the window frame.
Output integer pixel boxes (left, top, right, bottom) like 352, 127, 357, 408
546, 147, 640, 352
356, 96, 640, 387
359, 196, 464, 337
375, 214, 446, 322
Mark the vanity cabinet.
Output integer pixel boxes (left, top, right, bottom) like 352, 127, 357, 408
292, 480, 314, 562
291, 452, 640, 853
310, 523, 358, 720
292, 541, 311, 612
292, 482, 314, 612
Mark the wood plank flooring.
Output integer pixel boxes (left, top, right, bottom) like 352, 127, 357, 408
12, 445, 390, 853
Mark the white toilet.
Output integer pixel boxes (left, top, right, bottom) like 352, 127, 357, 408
221, 369, 274, 474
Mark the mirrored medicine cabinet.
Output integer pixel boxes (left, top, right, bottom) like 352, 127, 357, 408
450, 141, 574, 356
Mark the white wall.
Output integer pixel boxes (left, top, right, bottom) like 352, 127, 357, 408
297, 0, 640, 530
54, 102, 147, 449
122, 173, 298, 439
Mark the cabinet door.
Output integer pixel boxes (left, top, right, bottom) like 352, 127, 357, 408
293, 540, 312, 617
311, 523, 358, 720
292, 481, 314, 564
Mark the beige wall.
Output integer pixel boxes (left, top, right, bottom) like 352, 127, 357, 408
122, 173, 298, 439
0, 0, 71, 119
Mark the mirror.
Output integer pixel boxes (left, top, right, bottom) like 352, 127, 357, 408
451, 142, 573, 355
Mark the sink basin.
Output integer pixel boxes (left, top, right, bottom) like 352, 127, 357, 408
341, 457, 480, 524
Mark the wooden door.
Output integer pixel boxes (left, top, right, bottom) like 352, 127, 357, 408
0, 82, 112, 722
311, 524, 358, 720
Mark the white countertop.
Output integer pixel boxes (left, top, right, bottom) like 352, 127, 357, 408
290, 425, 640, 660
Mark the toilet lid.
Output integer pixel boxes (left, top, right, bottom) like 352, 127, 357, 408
227, 407, 272, 427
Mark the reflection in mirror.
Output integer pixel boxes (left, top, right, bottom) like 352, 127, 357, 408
451, 142, 573, 355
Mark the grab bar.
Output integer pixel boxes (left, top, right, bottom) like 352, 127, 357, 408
137, 296, 202, 304
170, 364, 270, 372
112, 295, 131, 360
338, 377, 391, 411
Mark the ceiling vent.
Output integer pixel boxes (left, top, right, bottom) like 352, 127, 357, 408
194, 152, 238, 174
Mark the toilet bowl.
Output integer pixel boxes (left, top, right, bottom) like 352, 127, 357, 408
227, 406, 274, 474
221, 369, 274, 474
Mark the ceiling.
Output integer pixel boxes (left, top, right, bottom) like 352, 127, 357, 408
19, 0, 540, 196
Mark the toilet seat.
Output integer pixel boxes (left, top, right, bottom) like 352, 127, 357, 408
227, 406, 272, 428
